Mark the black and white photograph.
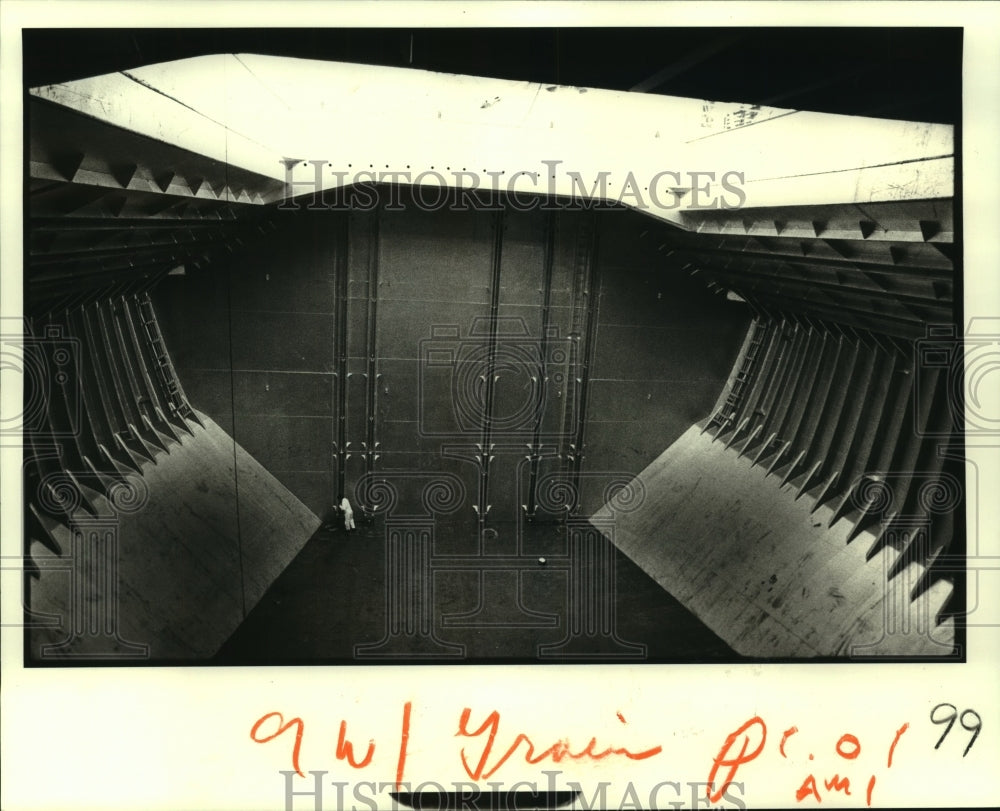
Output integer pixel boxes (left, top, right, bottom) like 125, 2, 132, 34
17, 25, 967, 665
3, 5, 1000, 809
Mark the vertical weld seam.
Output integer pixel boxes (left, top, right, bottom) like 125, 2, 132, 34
528, 210, 557, 516
482, 208, 506, 514
225, 256, 247, 619
573, 212, 601, 495
366, 210, 380, 478
336, 213, 350, 499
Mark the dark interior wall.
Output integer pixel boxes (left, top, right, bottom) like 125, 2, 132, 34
153, 193, 748, 520
580, 210, 751, 512
154, 216, 340, 517
364, 203, 496, 521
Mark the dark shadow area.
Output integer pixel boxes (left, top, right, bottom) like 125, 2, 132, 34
215, 518, 740, 664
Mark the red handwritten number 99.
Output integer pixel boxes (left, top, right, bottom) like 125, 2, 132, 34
930, 703, 981, 757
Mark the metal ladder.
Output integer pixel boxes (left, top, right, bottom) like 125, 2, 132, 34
136, 294, 196, 422
713, 318, 768, 430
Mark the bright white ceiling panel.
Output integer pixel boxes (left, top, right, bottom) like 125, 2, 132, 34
31, 54, 953, 221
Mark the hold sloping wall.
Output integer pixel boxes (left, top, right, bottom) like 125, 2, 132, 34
28, 412, 319, 661
24, 292, 319, 662
596, 424, 955, 657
